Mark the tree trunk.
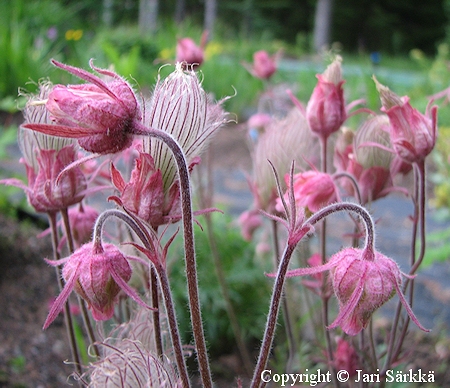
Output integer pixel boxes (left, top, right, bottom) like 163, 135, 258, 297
313, 0, 334, 53
204, 0, 217, 39
139, 0, 158, 34
175, 0, 186, 24
102, 0, 113, 27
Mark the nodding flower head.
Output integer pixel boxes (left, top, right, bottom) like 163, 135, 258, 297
0, 82, 87, 213
333, 338, 360, 377
68, 204, 99, 247
176, 31, 208, 68
142, 63, 227, 193
271, 246, 428, 336
374, 77, 437, 164
43, 242, 152, 329
110, 151, 192, 229
306, 56, 346, 140
24, 59, 142, 154
250, 50, 278, 80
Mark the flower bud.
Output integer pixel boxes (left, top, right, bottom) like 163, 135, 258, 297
251, 50, 277, 80
62, 243, 132, 321
276, 170, 338, 213
374, 77, 437, 163
176, 32, 208, 68
330, 247, 403, 335
25, 60, 142, 154
306, 56, 346, 140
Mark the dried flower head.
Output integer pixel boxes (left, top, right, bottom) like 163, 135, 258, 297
142, 63, 227, 193
252, 107, 317, 210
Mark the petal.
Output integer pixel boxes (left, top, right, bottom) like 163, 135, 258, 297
23, 123, 103, 138
43, 266, 80, 329
328, 275, 366, 335
109, 263, 156, 311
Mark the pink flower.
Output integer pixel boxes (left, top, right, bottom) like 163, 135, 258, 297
274, 246, 428, 336
249, 50, 277, 80
333, 338, 360, 377
110, 152, 185, 229
24, 59, 142, 154
374, 77, 437, 164
238, 209, 263, 241
276, 170, 338, 213
44, 242, 152, 328
1, 82, 88, 213
306, 56, 346, 140
176, 31, 208, 67
68, 204, 99, 247
3, 145, 87, 213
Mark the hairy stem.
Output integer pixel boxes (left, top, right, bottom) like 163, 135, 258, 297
47, 211, 83, 382
250, 242, 300, 388
92, 209, 190, 386
272, 220, 297, 373
133, 123, 212, 387
156, 264, 192, 388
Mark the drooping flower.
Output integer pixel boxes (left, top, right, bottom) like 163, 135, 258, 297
43, 242, 153, 328
306, 56, 346, 141
0, 82, 87, 213
333, 338, 360, 377
248, 50, 278, 80
142, 62, 227, 193
276, 170, 338, 213
374, 77, 437, 164
24, 59, 142, 154
110, 151, 197, 228
268, 246, 428, 336
176, 31, 208, 68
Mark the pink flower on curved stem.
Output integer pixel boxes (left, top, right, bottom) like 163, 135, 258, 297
43, 242, 153, 329
272, 246, 428, 336
24, 59, 142, 154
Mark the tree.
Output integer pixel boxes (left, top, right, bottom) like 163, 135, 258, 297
313, 0, 334, 52
139, 0, 158, 34
204, 0, 217, 38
